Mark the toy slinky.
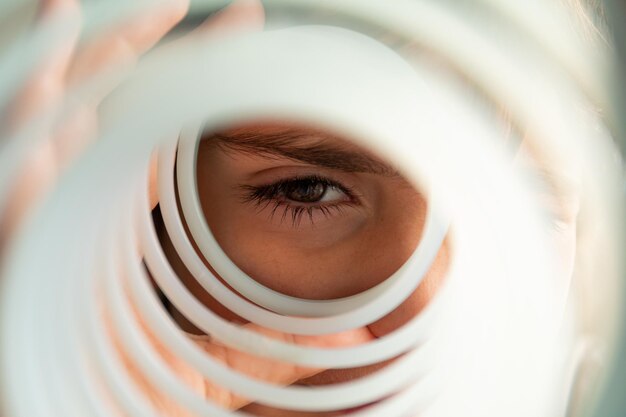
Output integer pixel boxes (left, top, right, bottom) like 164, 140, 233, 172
0, 1, 623, 416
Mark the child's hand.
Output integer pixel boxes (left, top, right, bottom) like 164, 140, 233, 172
120, 319, 374, 414
1, 0, 264, 243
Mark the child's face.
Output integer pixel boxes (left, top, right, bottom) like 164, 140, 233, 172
161, 121, 578, 416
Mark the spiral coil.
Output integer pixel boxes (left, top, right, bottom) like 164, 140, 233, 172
0, 1, 622, 416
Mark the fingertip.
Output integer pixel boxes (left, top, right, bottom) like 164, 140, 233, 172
37, 0, 79, 19
230, 0, 266, 25
157, 0, 191, 30
195, 0, 265, 36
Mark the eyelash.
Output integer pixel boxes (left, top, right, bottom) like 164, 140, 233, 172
240, 175, 359, 227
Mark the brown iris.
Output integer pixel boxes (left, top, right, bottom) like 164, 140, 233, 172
283, 180, 327, 203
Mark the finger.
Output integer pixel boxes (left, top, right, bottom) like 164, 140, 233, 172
148, 153, 160, 209
191, 0, 265, 38
190, 324, 374, 410
0, 141, 57, 247
49, 0, 191, 190
36, 0, 78, 19
131, 309, 373, 412
114, 315, 203, 417
130, 316, 372, 412
8, 0, 80, 128
1, 0, 80, 247
66, 0, 190, 84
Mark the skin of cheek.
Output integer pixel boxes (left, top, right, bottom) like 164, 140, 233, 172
159, 222, 248, 330
199, 195, 428, 301
292, 238, 451, 390
367, 237, 451, 338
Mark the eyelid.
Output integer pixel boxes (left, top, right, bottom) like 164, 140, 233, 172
238, 174, 361, 227
240, 175, 359, 205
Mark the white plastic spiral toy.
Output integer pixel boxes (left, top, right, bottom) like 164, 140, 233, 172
0, 1, 623, 417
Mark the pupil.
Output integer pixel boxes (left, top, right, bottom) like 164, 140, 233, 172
286, 181, 326, 203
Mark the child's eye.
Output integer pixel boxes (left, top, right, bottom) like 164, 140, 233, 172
278, 178, 345, 203
240, 175, 359, 226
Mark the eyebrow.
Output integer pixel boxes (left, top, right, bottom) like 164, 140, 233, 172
201, 126, 399, 176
